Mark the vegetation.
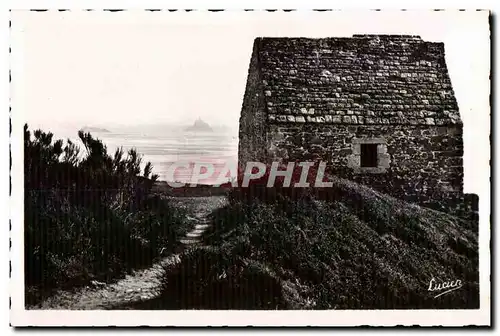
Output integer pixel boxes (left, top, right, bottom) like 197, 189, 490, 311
24, 124, 188, 305
158, 166, 479, 309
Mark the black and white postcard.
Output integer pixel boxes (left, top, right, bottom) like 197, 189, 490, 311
9, 8, 491, 327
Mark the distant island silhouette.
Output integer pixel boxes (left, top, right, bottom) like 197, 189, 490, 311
80, 126, 110, 133
185, 118, 213, 132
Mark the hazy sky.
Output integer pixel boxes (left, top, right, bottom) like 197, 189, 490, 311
11, 10, 490, 192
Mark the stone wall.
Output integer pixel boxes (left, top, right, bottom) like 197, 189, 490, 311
257, 36, 461, 126
238, 39, 268, 172
238, 36, 470, 216
266, 123, 464, 209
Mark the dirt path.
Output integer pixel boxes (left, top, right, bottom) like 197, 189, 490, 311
28, 196, 227, 310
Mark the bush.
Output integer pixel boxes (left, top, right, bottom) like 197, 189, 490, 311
178, 176, 479, 309
24, 124, 186, 305
160, 246, 287, 309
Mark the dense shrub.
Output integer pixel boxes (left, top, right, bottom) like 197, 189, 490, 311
160, 246, 287, 309
167, 175, 479, 309
24, 124, 186, 305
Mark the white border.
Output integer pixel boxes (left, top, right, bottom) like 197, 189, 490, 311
5, 1, 493, 328
9, 309, 494, 327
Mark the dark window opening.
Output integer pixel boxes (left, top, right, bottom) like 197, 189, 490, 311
360, 144, 378, 167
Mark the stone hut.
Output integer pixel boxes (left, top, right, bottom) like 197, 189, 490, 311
238, 35, 466, 210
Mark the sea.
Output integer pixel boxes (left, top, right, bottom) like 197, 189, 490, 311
37, 124, 239, 185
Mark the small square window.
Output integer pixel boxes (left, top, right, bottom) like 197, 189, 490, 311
348, 138, 390, 174
360, 144, 378, 167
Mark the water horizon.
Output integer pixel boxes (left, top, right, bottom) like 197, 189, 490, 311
27, 123, 239, 185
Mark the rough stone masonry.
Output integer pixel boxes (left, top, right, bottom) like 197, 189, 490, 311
238, 35, 477, 216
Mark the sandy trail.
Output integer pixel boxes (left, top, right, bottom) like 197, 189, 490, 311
28, 196, 227, 310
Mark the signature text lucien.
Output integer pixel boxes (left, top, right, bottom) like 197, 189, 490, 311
428, 278, 463, 298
